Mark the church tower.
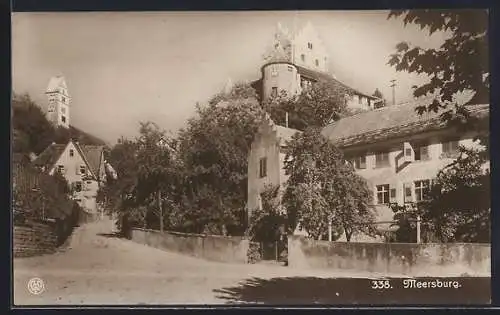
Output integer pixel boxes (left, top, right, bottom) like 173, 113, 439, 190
45, 75, 70, 129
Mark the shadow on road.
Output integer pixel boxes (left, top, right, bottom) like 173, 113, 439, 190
213, 276, 490, 305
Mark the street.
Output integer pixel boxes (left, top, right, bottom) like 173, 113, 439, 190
13, 218, 490, 305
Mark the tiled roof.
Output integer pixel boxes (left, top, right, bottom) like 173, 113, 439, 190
32, 140, 104, 180
32, 143, 66, 170
79, 145, 104, 179
295, 65, 377, 100
321, 100, 489, 148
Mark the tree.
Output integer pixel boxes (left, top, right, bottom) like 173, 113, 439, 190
176, 82, 266, 235
388, 10, 489, 128
421, 146, 490, 243
282, 128, 376, 241
134, 121, 177, 232
97, 137, 141, 233
248, 184, 286, 242
264, 79, 351, 130
12, 93, 55, 155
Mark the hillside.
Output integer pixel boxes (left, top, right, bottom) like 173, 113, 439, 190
12, 93, 108, 156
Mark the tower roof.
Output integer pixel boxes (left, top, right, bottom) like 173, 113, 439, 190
46, 75, 67, 94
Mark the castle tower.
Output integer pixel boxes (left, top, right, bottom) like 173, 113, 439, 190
46, 75, 70, 129
291, 21, 329, 73
261, 22, 330, 102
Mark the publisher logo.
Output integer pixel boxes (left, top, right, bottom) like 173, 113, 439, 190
27, 277, 45, 295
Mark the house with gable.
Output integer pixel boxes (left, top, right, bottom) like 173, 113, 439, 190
33, 139, 109, 216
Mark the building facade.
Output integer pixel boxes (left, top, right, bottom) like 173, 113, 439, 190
46, 75, 71, 129
248, 99, 489, 241
247, 23, 490, 241
33, 139, 108, 215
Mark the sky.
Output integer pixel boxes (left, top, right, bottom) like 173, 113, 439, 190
12, 11, 449, 145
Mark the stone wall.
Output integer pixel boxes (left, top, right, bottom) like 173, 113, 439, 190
288, 236, 490, 277
14, 221, 57, 258
130, 228, 250, 264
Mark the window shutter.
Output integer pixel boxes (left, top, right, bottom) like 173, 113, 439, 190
389, 185, 397, 203
403, 182, 413, 203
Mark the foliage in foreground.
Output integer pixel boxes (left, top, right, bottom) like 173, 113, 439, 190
390, 146, 490, 243
282, 128, 376, 241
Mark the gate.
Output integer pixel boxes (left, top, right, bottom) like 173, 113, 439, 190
260, 238, 287, 262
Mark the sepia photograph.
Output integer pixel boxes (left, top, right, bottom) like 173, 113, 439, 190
11, 9, 490, 306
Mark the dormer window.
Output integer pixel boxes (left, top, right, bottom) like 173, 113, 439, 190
353, 155, 366, 169
442, 140, 459, 158
375, 151, 390, 168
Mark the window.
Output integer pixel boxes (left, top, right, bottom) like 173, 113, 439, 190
271, 66, 278, 76
301, 54, 305, 62
61, 116, 66, 123
404, 182, 413, 203
62, 96, 66, 103
57, 165, 65, 174
271, 87, 278, 98
288, 66, 293, 72
353, 155, 366, 169
375, 151, 390, 168
74, 181, 82, 192
80, 165, 86, 175
376, 184, 390, 204
259, 157, 267, 178
69, 149, 74, 157
414, 144, 430, 161
442, 140, 459, 157
358, 96, 363, 104
307, 42, 313, 49
315, 59, 319, 66
414, 180, 430, 202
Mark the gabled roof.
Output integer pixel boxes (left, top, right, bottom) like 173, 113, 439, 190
32, 143, 66, 169
275, 125, 300, 145
321, 100, 490, 148
257, 113, 301, 146
32, 140, 104, 181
